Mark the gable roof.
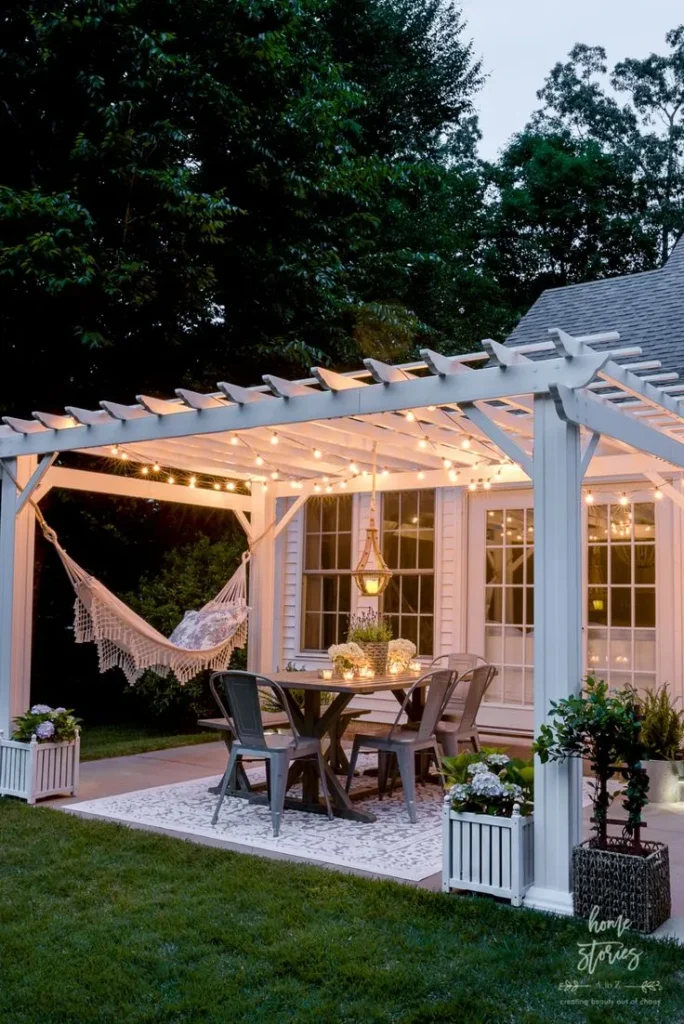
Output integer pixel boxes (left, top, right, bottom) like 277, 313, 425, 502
506, 242, 684, 375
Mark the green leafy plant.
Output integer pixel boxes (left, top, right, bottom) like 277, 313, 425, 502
13, 705, 81, 743
637, 684, 684, 761
347, 609, 393, 643
442, 749, 534, 817
534, 677, 649, 849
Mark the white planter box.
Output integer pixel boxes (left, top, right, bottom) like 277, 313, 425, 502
442, 799, 534, 906
0, 733, 80, 804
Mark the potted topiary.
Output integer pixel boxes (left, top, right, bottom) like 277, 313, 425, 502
442, 750, 534, 906
0, 704, 81, 804
638, 684, 684, 803
534, 677, 670, 933
347, 610, 393, 675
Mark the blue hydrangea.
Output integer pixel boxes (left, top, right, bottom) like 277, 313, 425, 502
470, 770, 504, 799
486, 753, 511, 768
53, 707, 67, 714
35, 721, 55, 740
30, 704, 52, 715
467, 761, 489, 776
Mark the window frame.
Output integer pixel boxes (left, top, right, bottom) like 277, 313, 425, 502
380, 488, 436, 656
298, 492, 355, 654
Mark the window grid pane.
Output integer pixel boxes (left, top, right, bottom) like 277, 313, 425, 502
586, 501, 656, 689
301, 496, 353, 650
381, 490, 435, 656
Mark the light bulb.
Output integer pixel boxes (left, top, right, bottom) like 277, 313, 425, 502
120, 451, 128, 461
167, 475, 175, 485
381, 468, 389, 477
313, 449, 322, 459
448, 469, 459, 483
213, 482, 220, 490
461, 436, 471, 450
325, 485, 332, 493
230, 434, 239, 446
152, 463, 160, 473
585, 491, 594, 505
405, 411, 415, 422
468, 481, 477, 492
245, 480, 251, 490
226, 482, 235, 491
349, 463, 359, 475
270, 433, 279, 445
655, 488, 663, 500
483, 479, 491, 490
323, 476, 329, 483
271, 470, 279, 480
255, 455, 264, 467
418, 438, 428, 450
314, 483, 322, 493
619, 493, 629, 506
339, 480, 347, 488
189, 476, 196, 487
141, 466, 149, 476
261, 483, 268, 493
417, 470, 425, 480
110, 445, 119, 455
443, 458, 452, 469
493, 470, 502, 482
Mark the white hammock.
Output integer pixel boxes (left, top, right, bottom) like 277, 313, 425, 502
39, 517, 249, 686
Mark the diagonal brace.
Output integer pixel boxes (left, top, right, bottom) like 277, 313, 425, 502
459, 402, 533, 478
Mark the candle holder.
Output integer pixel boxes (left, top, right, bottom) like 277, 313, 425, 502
409, 660, 421, 674
388, 663, 401, 676
342, 669, 355, 681
319, 669, 333, 681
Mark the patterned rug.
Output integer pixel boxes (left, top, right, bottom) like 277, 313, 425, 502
66, 758, 444, 882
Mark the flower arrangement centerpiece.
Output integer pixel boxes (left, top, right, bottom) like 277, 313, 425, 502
346, 610, 392, 675
387, 638, 417, 673
327, 642, 366, 677
13, 704, 81, 743
443, 750, 534, 818
1, 704, 82, 804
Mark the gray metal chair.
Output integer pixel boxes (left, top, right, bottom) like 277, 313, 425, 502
210, 671, 332, 836
345, 669, 458, 823
430, 652, 487, 717
435, 664, 498, 755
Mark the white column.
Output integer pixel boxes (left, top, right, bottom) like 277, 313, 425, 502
524, 395, 583, 915
0, 456, 37, 735
247, 487, 277, 674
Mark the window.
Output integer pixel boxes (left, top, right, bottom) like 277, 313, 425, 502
587, 501, 656, 690
484, 507, 535, 706
301, 495, 352, 650
381, 490, 435, 655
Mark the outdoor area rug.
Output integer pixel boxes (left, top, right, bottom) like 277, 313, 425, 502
65, 757, 444, 882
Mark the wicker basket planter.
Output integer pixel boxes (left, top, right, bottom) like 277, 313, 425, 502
442, 801, 534, 906
358, 641, 389, 675
0, 733, 80, 804
573, 839, 671, 934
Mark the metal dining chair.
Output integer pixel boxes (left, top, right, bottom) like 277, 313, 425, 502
210, 671, 332, 836
435, 663, 498, 755
430, 652, 487, 716
344, 669, 459, 823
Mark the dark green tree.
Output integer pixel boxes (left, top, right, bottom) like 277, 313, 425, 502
533, 29, 684, 263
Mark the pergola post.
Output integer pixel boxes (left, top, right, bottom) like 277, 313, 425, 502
524, 395, 583, 915
246, 487, 277, 674
0, 456, 37, 735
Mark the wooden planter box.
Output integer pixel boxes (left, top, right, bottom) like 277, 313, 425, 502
0, 733, 80, 804
573, 839, 671, 934
442, 800, 534, 906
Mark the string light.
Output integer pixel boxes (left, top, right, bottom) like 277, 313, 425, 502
325, 485, 333, 493
213, 482, 221, 490
270, 433, 279, 445
323, 476, 329, 483
313, 449, 322, 460
226, 482, 236, 491
255, 454, 264, 467
585, 490, 595, 505
655, 487, 664, 500
461, 436, 471, 450
483, 479, 491, 490
271, 470, 279, 480
418, 438, 428, 450
314, 483, 322, 493
468, 481, 477, 492
188, 476, 197, 488
349, 463, 359, 475
245, 480, 252, 490
405, 411, 415, 422
110, 445, 119, 455
417, 470, 425, 481
339, 480, 347, 488
152, 463, 160, 473
448, 469, 459, 483
120, 451, 129, 461
167, 475, 175, 485
493, 469, 502, 482
443, 458, 453, 470
141, 466, 149, 476
619, 493, 629, 507
261, 483, 268, 493
381, 468, 389, 477
230, 434, 239, 446
428, 405, 436, 412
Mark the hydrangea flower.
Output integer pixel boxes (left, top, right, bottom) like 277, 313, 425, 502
448, 783, 470, 802
35, 721, 55, 740
486, 753, 511, 768
467, 761, 489, 776
53, 707, 67, 714
502, 782, 524, 801
30, 704, 52, 715
470, 770, 505, 799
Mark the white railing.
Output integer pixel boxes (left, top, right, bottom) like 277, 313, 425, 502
0, 732, 80, 803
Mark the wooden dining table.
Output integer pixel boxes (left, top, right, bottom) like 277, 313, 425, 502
268, 669, 429, 824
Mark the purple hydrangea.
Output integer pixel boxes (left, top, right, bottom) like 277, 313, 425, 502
470, 770, 504, 799
35, 721, 55, 740
30, 704, 52, 715
53, 707, 67, 714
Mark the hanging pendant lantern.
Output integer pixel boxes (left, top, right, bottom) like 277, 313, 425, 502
353, 443, 393, 597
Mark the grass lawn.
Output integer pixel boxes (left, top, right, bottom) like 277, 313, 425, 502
1, 803, 682, 1023
79, 723, 219, 761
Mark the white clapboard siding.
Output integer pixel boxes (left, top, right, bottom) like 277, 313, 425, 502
436, 488, 466, 656
279, 496, 304, 669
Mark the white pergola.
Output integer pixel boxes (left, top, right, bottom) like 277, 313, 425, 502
3, 326, 684, 913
